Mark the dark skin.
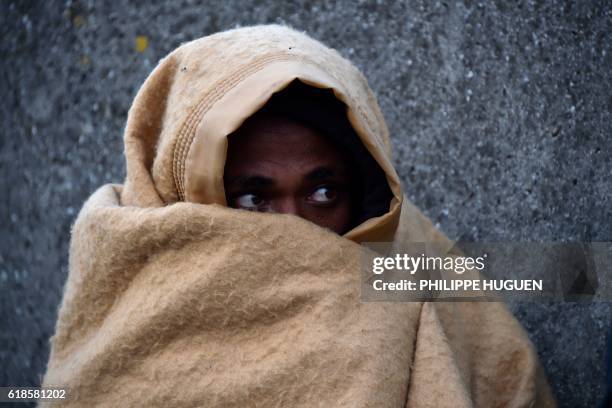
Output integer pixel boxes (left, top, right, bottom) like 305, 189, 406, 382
224, 114, 354, 234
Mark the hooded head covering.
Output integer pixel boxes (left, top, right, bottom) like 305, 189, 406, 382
120, 24, 408, 242
42, 25, 554, 407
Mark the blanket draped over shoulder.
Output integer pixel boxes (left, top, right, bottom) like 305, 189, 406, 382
42, 25, 555, 407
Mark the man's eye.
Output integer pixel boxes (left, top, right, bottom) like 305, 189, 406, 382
234, 194, 266, 210
308, 186, 338, 204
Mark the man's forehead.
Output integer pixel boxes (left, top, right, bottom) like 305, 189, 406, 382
225, 165, 348, 188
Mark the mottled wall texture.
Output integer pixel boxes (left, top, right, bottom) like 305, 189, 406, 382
1, 0, 610, 406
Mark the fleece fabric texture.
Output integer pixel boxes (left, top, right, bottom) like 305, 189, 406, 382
41, 24, 555, 407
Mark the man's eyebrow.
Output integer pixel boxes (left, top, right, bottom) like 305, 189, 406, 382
305, 166, 345, 181
226, 175, 275, 189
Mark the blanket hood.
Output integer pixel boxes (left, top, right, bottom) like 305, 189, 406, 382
120, 24, 403, 242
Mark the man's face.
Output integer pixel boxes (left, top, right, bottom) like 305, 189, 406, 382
224, 115, 353, 234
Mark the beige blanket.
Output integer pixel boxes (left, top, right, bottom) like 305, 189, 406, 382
42, 24, 555, 407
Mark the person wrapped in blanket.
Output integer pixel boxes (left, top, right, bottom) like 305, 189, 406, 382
41, 25, 555, 407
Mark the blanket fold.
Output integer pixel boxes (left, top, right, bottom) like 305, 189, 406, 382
44, 184, 423, 407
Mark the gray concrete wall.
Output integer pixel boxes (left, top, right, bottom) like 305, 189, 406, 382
1, 1, 610, 406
